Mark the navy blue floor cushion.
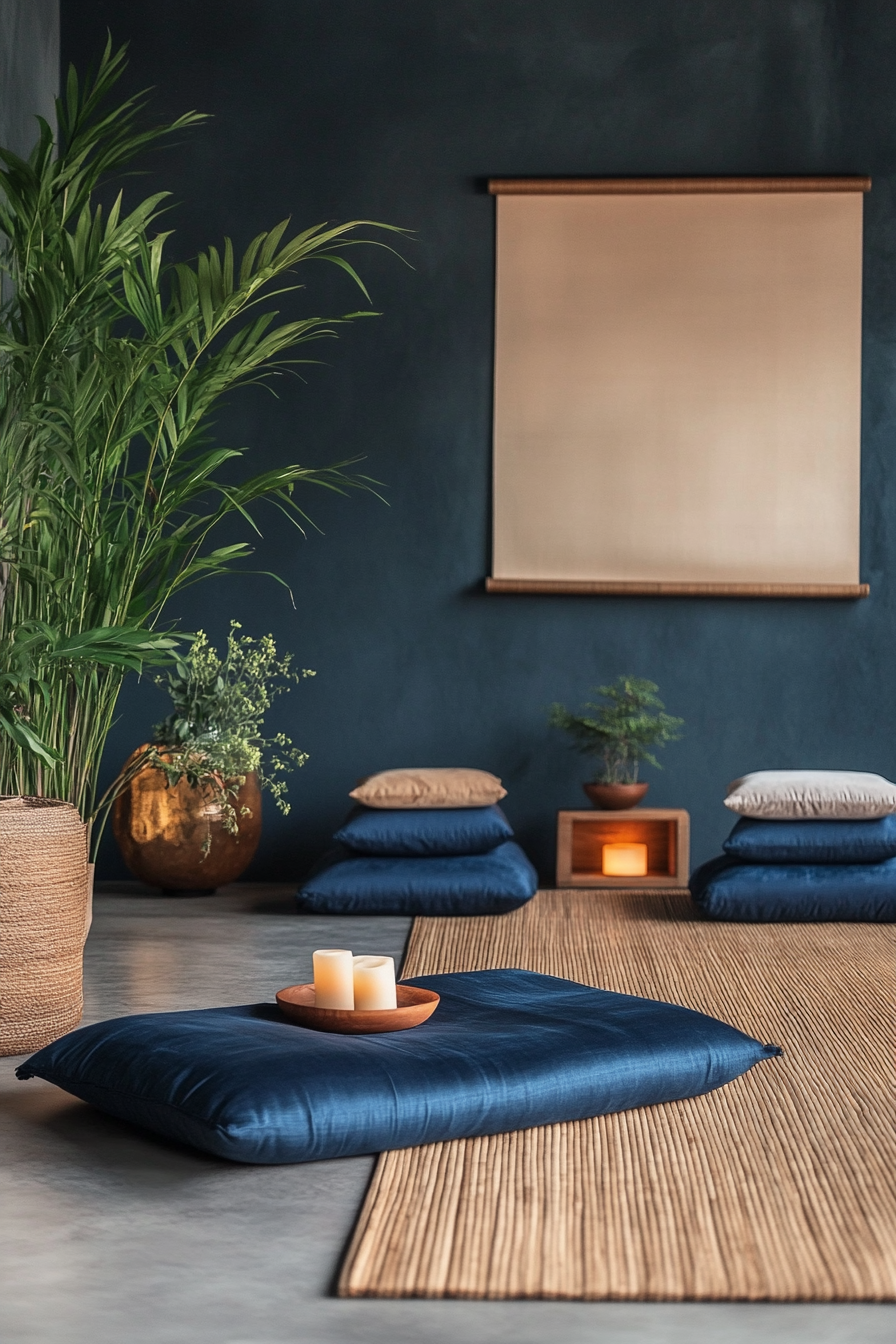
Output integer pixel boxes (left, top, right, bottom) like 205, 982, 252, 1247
16, 969, 780, 1165
296, 840, 538, 915
723, 814, 896, 864
333, 803, 514, 856
691, 854, 896, 921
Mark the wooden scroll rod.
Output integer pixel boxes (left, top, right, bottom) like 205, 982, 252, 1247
485, 578, 870, 598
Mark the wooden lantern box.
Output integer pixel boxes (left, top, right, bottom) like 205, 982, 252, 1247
555, 808, 690, 888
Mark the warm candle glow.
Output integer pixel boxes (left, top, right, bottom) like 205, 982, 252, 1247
353, 955, 397, 1011
602, 842, 648, 877
312, 948, 355, 1009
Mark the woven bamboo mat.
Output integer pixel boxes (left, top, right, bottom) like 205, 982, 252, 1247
337, 889, 896, 1300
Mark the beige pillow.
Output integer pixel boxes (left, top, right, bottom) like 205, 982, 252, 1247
350, 767, 507, 810
724, 770, 896, 820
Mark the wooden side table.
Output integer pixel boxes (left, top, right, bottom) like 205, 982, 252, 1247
555, 808, 690, 888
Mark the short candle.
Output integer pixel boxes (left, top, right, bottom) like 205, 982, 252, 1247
602, 842, 648, 878
353, 955, 397, 1011
312, 948, 355, 1009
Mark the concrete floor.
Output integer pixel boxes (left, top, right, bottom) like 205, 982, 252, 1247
1, 885, 893, 1344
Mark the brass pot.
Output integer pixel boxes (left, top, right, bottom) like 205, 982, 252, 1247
112, 746, 262, 892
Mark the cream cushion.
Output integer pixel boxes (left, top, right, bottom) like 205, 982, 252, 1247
724, 770, 896, 820
350, 768, 507, 810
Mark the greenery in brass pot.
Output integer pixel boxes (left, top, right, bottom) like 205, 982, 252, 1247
549, 676, 684, 785
142, 623, 314, 850
0, 41, 400, 855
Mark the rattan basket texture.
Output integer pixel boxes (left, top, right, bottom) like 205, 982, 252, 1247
0, 796, 89, 1056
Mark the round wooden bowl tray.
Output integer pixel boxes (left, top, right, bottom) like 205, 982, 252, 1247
275, 983, 440, 1034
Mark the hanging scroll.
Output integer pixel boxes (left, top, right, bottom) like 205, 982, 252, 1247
488, 178, 869, 597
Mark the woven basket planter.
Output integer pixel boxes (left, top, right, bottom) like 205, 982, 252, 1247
0, 797, 90, 1057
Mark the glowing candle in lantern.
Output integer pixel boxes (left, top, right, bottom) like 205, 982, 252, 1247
353, 955, 398, 1010
602, 842, 648, 877
312, 948, 355, 1009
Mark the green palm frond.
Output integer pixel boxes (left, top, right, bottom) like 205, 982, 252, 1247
0, 40, 405, 840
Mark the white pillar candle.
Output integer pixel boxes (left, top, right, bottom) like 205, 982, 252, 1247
352, 955, 397, 1011
312, 948, 355, 1009
602, 842, 649, 877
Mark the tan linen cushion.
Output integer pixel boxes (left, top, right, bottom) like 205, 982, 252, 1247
724, 770, 896, 820
350, 768, 507, 810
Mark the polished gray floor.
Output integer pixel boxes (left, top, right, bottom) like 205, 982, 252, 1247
1, 885, 893, 1344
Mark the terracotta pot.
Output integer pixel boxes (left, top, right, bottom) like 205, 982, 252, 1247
583, 782, 650, 810
112, 746, 262, 892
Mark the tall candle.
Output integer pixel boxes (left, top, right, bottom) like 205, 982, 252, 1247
312, 948, 355, 1009
353, 955, 397, 1011
602, 842, 648, 877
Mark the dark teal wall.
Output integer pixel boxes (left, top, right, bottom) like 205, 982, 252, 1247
60, 1, 896, 882
0, 0, 57, 159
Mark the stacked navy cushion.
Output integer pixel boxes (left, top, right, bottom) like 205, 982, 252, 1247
690, 815, 896, 921
297, 804, 538, 915
334, 804, 514, 856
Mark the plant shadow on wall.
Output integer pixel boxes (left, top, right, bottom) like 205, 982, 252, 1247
0, 40, 404, 854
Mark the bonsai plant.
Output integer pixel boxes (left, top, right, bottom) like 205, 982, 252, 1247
549, 676, 684, 809
111, 623, 313, 891
0, 41, 398, 854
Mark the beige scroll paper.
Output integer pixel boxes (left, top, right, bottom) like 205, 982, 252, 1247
489, 179, 868, 596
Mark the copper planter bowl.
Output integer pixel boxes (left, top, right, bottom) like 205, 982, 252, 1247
583, 782, 650, 810
112, 746, 262, 892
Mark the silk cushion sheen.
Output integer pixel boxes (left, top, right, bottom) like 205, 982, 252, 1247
296, 841, 537, 915
690, 854, 896, 921
349, 767, 507, 809
723, 814, 896, 863
16, 968, 781, 1165
333, 804, 514, 856
724, 770, 896, 820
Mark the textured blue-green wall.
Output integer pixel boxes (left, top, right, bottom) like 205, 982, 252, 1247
0, 0, 57, 159
59, 1, 896, 882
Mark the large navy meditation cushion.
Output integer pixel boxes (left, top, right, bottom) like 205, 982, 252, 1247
296, 841, 538, 915
691, 854, 896, 921
333, 803, 514, 856
16, 969, 779, 1164
723, 814, 896, 864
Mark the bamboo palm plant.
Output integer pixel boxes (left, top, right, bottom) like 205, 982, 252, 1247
0, 43, 395, 853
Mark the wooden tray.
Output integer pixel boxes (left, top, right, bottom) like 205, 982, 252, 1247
275, 983, 440, 1034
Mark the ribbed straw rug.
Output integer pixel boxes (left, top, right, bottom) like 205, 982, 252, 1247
0, 796, 89, 1056
338, 889, 896, 1300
